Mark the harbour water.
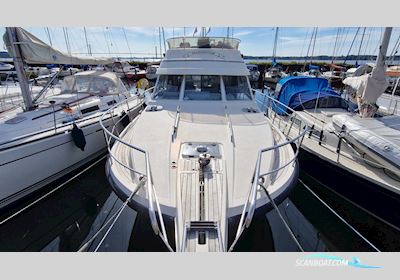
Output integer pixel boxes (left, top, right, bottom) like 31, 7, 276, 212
1, 152, 398, 252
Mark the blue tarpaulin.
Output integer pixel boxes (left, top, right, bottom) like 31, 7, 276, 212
273, 76, 340, 114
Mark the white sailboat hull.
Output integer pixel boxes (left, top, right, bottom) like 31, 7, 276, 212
0, 107, 141, 209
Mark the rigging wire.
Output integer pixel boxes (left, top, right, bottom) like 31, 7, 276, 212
121, 27, 133, 60
343, 27, 360, 64
0, 155, 108, 226
298, 179, 381, 252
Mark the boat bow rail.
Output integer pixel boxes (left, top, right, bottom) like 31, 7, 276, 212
229, 90, 309, 251
101, 87, 309, 252
99, 87, 174, 251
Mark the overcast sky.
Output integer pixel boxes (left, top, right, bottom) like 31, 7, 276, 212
1, 27, 399, 58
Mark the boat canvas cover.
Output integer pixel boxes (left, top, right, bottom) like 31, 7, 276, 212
332, 114, 400, 170
3, 28, 113, 65
273, 76, 339, 114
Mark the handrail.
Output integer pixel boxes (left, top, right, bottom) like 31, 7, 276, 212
256, 89, 400, 180
229, 90, 309, 252
171, 105, 180, 141
99, 86, 174, 251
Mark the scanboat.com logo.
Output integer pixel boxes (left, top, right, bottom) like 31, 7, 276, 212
296, 253, 381, 269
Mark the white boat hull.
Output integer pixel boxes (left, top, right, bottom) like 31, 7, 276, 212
0, 106, 142, 208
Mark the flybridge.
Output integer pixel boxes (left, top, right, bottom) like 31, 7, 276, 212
167, 37, 240, 50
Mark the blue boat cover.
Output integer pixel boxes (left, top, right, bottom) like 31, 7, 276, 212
273, 76, 339, 114
309, 64, 320, 70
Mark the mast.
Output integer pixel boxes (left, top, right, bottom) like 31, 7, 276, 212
357, 27, 392, 117
162, 27, 167, 53
6, 27, 33, 111
272, 27, 279, 65
158, 27, 163, 56
374, 27, 392, 72
122, 27, 133, 60
83, 27, 91, 56
45, 27, 53, 47
356, 27, 366, 67
331, 27, 340, 64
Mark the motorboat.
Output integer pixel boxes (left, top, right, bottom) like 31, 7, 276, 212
145, 65, 159, 81
255, 28, 400, 229
0, 27, 144, 208
125, 67, 147, 81
102, 36, 306, 252
0, 62, 14, 72
246, 64, 260, 83
264, 67, 287, 89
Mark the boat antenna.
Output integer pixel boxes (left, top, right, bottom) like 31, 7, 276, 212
5, 27, 33, 111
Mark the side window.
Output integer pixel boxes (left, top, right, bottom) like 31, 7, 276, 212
184, 75, 221, 100
223, 76, 252, 100
154, 75, 182, 99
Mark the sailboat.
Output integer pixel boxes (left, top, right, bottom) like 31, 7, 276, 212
256, 27, 400, 229
0, 27, 144, 208
265, 28, 287, 89
101, 35, 307, 252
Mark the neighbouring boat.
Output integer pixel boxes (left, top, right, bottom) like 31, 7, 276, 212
0, 27, 144, 208
255, 28, 400, 229
264, 67, 287, 89
0, 71, 143, 208
246, 64, 260, 83
145, 64, 159, 81
101, 36, 307, 252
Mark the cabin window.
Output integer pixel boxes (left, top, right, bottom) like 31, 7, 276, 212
184, 75, 221, 100
89, 77, 118, 95
154, 75, 182, 99
223, 76, 252, 100
73, 76, 91, 93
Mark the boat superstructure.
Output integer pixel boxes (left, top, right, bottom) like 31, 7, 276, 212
102, 36, 307, 252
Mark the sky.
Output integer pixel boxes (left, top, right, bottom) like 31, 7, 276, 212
1, 27, 400, 59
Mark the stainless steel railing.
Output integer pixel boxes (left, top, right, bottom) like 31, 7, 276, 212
228, 91, 309, 251
99, 87, 174, 252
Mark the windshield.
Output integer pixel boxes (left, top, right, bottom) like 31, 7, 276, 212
167, 37, 240, 49
154, 75, 182, 99
184, 75, 221, 100
224, 76, 252, 100
61, 76, 119, 95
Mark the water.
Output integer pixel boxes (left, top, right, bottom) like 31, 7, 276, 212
1, 152, 398, 252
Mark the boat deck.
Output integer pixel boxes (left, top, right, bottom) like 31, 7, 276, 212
179, 157, 225, 252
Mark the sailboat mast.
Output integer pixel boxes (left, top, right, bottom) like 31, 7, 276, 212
272, 27, 279, 64
356, 27, 366, 66
375, 27, 392, 69
6, 27, 33, 111
83, 27, 91, 56
45, 27, 53, 47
